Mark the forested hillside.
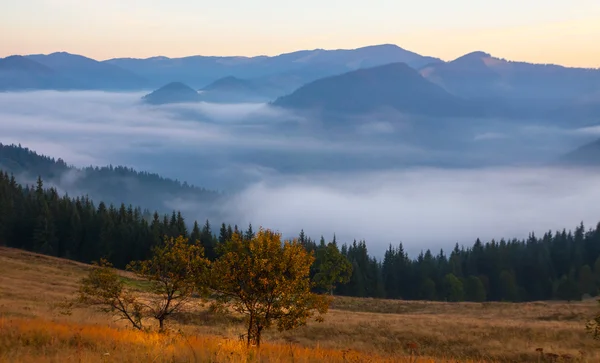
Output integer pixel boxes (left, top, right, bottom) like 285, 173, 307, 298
1, 170, 599, 303
0, 143, 220, 214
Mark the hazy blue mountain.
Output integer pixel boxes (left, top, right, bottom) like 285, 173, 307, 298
105, 44, 442, 89
272, 62, 476, 117
0, 55, 76, 90
26, 52, 147, 90
420, 51, 600, 101
142, 82, 201, 105
558, 138, 600, 166
198, 76, 275, 103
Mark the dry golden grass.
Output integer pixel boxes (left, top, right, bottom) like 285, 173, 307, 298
0, 246, 598, 362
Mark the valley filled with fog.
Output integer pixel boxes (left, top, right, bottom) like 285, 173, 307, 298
2, 90, 600, 256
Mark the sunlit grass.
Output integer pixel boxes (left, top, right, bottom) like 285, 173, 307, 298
0, 247, 597, 362
0, 317, 471, 363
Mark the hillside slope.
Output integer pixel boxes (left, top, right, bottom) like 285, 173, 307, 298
26, 52, 147, 90
142, 82, 201, 104
0, 143, 219, 214
0, 246, 596, 362
273, 62, 476, 117
420, 51, 600, 101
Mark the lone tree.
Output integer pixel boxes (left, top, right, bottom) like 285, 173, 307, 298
211, 228, 331, 347
78, 259, 145, 330
79, 235, 210, 332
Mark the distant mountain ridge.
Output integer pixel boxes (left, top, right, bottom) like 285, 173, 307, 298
2, 45, 600, 116
420, 51, 600, 101
105, 44, 442, 89
558, 138, 600, 166
26, 52, 146, 90
0, 52, 147, 91
0, 56, 68, 91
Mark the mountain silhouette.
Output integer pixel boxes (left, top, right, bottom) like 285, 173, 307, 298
142, 82, 201, 105
106, 44, 442, 89
272, 62, 474, 117
26, 52, 147, 90
0, 55, 72, 90
420, 51, 600, 101
559, 138, 600, 166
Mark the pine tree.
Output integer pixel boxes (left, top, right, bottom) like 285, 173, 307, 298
201, 220, 215, 260
32, 202, 57, 256
219, 223, 228, 244
190, 221, 201, 243
244, 223, 255, 241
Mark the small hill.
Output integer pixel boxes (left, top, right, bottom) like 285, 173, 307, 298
142, 82, 201, 105
26, 52, 147, 90
272, 62, 473, 117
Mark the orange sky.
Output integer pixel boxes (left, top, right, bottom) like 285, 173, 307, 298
1, 1, 599, 67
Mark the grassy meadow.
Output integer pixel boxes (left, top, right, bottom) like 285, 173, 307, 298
0, 246, 597, 362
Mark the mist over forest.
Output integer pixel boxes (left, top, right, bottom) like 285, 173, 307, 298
1, 89, 599, 256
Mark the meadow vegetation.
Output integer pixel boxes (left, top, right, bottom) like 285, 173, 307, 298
1, 246, 600, 362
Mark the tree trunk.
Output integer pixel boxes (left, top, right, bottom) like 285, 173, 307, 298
158, 317, 165, 333
256, 325, 263, 348
247, 314, 254, 347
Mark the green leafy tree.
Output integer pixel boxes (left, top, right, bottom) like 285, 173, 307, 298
464, 275, 487, 302
211, 228, 330, 347
314, 242, 353, 295
443, 273, 464, 302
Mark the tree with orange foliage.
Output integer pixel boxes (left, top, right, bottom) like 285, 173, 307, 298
79, 235, 210, 332
210, 228, 331, 347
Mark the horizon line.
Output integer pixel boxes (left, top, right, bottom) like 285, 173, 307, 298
2, 43, 599, 70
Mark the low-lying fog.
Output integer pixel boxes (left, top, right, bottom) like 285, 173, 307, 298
1, 91, 599, 256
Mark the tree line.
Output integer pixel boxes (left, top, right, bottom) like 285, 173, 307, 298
2, 170, 600, 303
0, 143, 220, 215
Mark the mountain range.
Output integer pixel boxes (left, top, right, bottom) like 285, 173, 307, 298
419, 51, 600, 102
3, 44, 597, 100
106, 44, 442, 89
3, 44, 600, 124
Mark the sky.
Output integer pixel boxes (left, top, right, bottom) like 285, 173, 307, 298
1, 0, 600, 67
